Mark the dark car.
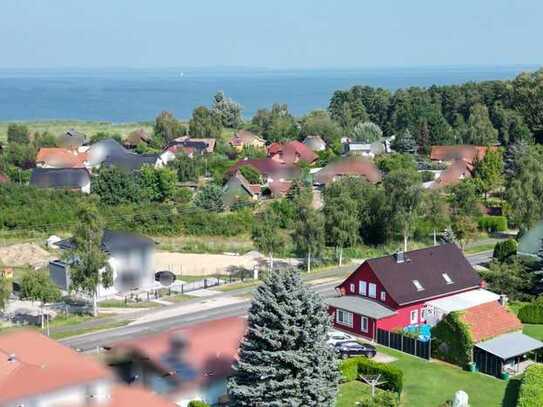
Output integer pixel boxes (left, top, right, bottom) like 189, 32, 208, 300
334, 341, 376, 359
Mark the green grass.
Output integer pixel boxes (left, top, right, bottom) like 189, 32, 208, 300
160, 294, 194, 303
0, 120, 153, 142
214, 279, 259, 292
155, 234, 255, 255
523, 324, 543, 341
335, 381, 376, 406
99, 299, 161, 309
49, 314, 100, 328
375, 346, 510, 407
50, 320, 130, 340
463, 243, 496, 255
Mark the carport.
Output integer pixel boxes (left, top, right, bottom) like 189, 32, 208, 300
473, 331, 543, 377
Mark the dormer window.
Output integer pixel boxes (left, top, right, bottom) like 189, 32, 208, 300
412, 280, 424, 291
442, 273, 454, 284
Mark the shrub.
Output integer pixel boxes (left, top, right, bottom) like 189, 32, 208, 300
187, 401, 210, 407
340, 356, 403, 394
357, 357, 403, 394
478, 215, 507, 232
339, 357, 359, 382
517, 364, 543, 407
518, 303, 543, 324
357, 390, 399, 407
431, 311, 473, 368
493, 239, 518, 262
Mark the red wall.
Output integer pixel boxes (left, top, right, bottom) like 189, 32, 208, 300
338, 263, 397, 308
328, 306, 376, 339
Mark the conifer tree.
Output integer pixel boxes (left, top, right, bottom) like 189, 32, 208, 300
228, 269, 339, 406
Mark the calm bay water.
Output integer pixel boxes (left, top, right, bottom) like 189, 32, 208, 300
0, 66, 537, 122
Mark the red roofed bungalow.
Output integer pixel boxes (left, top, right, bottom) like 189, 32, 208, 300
314, 156, 382, 186
105, 317, 246, 407
268, 140, 318, 164
326, 244, 483, 340
36, 147, 88, 169
430, 145, 493, 163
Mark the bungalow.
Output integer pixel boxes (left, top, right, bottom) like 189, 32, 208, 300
30, 167, 91, 193
87, 139, 160, 171
160, 137, 216, 164
314, 156, 382, 186
0, 330, 175, 407
223, 171, 261, 207
49, 230, 156, 298
105, 316, 246, 407
58, 128, 87, 150
268, 140, 318, 165
229, 129, 265, 151
343, 141, 385, 158
303, 135, 327, 152
326, 244, 483, 340
226, 158, 300, 183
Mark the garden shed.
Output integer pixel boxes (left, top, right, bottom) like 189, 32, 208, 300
473, 331, 543, 377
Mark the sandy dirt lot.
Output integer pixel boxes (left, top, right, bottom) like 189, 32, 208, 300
153, 251, 261, 276
0, 243, 54, 268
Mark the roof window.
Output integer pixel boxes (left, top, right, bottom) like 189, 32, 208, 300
412, 280, 424, 291
442, 273, 454, 284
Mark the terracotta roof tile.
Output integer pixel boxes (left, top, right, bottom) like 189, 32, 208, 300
36, 148, 88, 168
315, 156, 382, 185
107, 385, 176, 407
430, 145, 494, 163
268, 141, 318, 164
0, 330, 111, 404
460, 301, 523, 342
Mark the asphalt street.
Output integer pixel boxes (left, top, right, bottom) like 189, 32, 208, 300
61, 251, 492, 351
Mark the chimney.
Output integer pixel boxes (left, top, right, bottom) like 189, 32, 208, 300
395, 251, 406, 264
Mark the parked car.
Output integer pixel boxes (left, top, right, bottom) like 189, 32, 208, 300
334, 341, 376, 359
327, 330, 355, 346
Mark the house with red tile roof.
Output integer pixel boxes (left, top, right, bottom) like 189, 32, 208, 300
105, 316, 246, 407
36, 147, 88, 169
314, 156, 382, 186
460, 301, 523, 343
226, 158, 300, 183
326, 244, 483, 340
268, 140, 318, 164
0, 329, 175, 407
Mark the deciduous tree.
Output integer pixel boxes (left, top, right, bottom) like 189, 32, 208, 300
189, 106, 222, 138
292, 206, 325, 273
251, 210, 285, 271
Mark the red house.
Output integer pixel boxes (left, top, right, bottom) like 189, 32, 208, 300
327, 244, 482, 340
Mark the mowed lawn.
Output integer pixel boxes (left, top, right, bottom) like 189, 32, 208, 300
523, 323, 543, 341
361, 346, 511, 407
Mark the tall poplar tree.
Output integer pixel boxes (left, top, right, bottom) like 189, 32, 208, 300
228, 269, 339, 406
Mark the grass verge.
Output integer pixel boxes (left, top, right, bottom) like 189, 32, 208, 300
50, 320, 130, 340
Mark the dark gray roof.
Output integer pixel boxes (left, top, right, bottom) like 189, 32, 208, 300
325, 296, 396, 319
102, 153, 158, 172
58, 128, 87, 148
57, 230, 154, 253
475, 332, 543, 360
366, 244, 481, 306
30, 168, 90, 189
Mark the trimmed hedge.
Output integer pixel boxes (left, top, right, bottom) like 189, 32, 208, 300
518, 303, 543, 324
517, 364, 543, 407
187, 401, 210, 407
478, 215, 507, 232
340, 356, 403, 394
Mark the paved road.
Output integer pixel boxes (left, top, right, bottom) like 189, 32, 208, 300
61, 252, 491, 351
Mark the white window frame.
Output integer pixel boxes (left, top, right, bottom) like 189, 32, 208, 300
336, 309, 353, 327
380, 291, 386, 302
442, 273, 454, 284
410, 309, 419, 324
361, 316, 369, 333
368, 283, 377, 298
359, 281, 367, 296
412, 280, 424, 291
350, 283, 355, 293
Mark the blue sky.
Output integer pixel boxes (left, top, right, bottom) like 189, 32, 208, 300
1, 0, 542, 68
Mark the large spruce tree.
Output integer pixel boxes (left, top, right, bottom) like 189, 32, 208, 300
228, 269, 339, 406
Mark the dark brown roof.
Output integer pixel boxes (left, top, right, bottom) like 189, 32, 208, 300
227, 158, 299, 178
366, 244, 481, 306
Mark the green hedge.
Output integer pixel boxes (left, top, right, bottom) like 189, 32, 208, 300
517, 364, 543, 407
187, 401, 210, 407
340, 356, 403, 394
478, 215, 507, 232
518, 303, 543, 324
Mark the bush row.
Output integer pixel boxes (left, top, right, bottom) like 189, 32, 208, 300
478, 215, 508, 232
517, 364, 543, 407
340, 356, 403, 394
518, 303, 543, 324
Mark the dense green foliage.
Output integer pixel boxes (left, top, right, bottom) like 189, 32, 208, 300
478, 215, 507, 232
517, 364, 543, 407
228, 269, 339, 406
189, 106, 222, 138
250, 103, 298, 142
193, 184, 224, 212
339, 357, 403, 394
7, 123, 30, 144
479, 259, 535, 300
431, 311, 473, 367
492, 239, 517, 262
187, 401, 210, 407
518, 302, 543, 324
152, 111, 186, 147
0, 277, 11, 310
20, 269, 61, 303
212, 91, 242, 129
